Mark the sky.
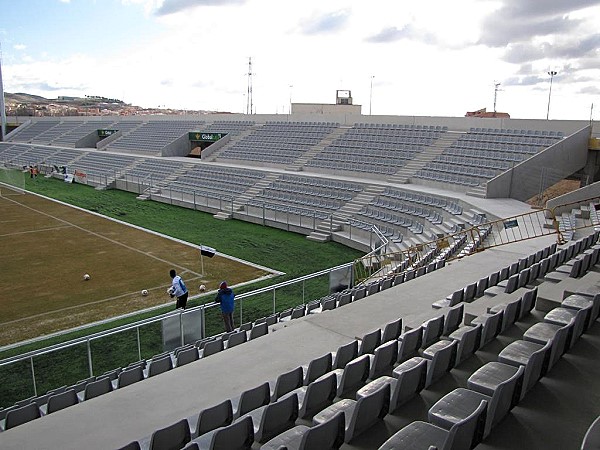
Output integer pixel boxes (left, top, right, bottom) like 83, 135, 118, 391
0, 0, 599, 120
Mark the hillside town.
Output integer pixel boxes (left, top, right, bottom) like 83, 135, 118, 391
3, 92, 220, 118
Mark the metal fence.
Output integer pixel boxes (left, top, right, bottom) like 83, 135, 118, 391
0, 262, 352, 406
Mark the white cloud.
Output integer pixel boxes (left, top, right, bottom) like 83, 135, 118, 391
13, 44, 26, 51
1, 0, 598, 120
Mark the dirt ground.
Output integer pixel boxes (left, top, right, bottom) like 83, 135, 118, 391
526, 179, 582, 208
0, 191, 270, 346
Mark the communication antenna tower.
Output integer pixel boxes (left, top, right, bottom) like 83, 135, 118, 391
493, 81, 502, 117
246, 57, 253, 115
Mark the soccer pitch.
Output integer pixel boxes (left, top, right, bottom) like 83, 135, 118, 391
0, 187, 272, 346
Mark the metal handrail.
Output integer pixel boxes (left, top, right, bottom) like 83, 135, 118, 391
0, 261, 353, 367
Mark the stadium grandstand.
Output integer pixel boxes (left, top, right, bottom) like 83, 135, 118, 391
0, 112, 599, 450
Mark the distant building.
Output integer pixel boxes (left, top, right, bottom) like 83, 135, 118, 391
292, 90, 362, 115
465, 107, 510, 118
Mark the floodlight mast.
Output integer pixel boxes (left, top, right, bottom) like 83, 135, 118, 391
246, 57, 253, 115
369, 75, 375, 115
546, 70, 557, 120
493, 81, 501, 117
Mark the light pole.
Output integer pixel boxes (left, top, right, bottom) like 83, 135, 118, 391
369, 75, 375, 115
289, 84, 293, 115
493, 81, 501, 117
546, 70, 557, 120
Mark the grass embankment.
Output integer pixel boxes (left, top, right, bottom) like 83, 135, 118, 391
0, 177, 362, 407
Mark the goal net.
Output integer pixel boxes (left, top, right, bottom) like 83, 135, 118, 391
0, 166, 26, 195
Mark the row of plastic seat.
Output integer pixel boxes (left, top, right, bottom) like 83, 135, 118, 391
278, 174, 363, 193
180, 281, 544, 449
0, 320, 276, 432
117, 302, 486, 450
381, 187, 463, 216
354, 123, 448, 132
414, 168, 484, 187
468, 127, 563, 138
382, 278, 599, 449
434, 241, 560, 309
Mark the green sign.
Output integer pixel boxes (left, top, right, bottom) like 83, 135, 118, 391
98, 129, 118, 137
189, 132, 227, 142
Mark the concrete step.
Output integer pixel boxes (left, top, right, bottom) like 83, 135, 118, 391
214, 212, 232, 220
466, 186, 487, 198
307, 231, 331, 242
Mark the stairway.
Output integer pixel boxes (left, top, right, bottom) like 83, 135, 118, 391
466, 184, 488, 198
388, 132, 463, 184
215, 173, 280, 220
203, 127, 258, 162
307, 185, 387, 242
286, 127, 348, 172
136, 163, 195, 200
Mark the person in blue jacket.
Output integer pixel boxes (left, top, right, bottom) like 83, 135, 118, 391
215, 281, 235, 332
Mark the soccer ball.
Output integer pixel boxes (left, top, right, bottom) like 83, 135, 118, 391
141, 289, 149, 296
83, 273, 91, 281
167, 287, 175, 295
199, 284, 206, 292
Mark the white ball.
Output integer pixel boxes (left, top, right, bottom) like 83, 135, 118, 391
167, 287, 175, 295
141, 289, 149, 296
199, 284, 206, 292
83, 273, 90, 281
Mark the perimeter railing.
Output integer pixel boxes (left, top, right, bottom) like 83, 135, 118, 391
0, 262, 352, 406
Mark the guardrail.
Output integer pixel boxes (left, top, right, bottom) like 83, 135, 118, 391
0, 262, 353, 406
351, 204, 574, 285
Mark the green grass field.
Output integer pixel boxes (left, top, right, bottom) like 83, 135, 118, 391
0, 187, 272, 346
0, 176, 363, 407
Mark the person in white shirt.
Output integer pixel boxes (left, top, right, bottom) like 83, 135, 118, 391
169, 269, 188, 309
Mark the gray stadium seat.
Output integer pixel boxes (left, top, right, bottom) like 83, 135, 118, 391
226, 330, 247, 348
381, 317, 402, 343
378, 400, 487, 450
147, 355, 173, 377
260, 411, 344, 450
249, 322, 268, 340
421, 339, 458, 387
523, 320, 573, 370
46, 389, 78, 414
232, 382, 270, 419
242, 394, 299, 444
497, 339, 552, 399
117, 366, 144, 389
187, 415, 254, 450
448, 323, 482, 364
149, 419, 191, 450
359, 329, 382, 356
202, 339, 224, 357
271, 366, 304, 401
331, 354, 371, 398
193, 399, 233, 438
398, 326, 423, 363
83, 376, 113, 400
313, 383, 390, 443
4, 403, 41, 430
176, 346, 200, 366
333, 340, 359, 370
303, 353, 333, 385
358, 356, 427, 413
368, 340, 399, 380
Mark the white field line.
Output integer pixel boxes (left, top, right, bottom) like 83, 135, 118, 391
2, 194, 205, 277
0, 224, 72, 237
